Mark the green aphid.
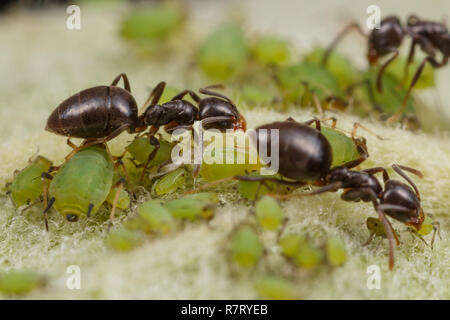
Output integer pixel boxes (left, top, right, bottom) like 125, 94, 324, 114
106, 187, 130, 210
360, 69, 415, 115
275, 62, 342, 104
238, 172, 290, 200
200, 145, 262, 182
388, 57, 435, 90
231, 225, 264, 268
293, 240, 323, 269
366, 217, 387, 238
237, 85, 275, 107
106, 228, 142, 252
255, 276, 298, 300
318, 126, 364, 167
196, 24, 248, 81
131, 200, 175, 234
326, 237, 347, 267
414, 215, 434, 236
252, 36, 290, 66
45, 145, 117, 223
280, 234, 322, 268
255, 196, 283, 231
183, 192, 219, 204
165, 197, 216, 221
304, 47, 359, 88
6, 155, 52, 208
278, 234, 307, 258
0, 270, 44, 295
126, 136, 174, 168
153, 167, 186, 195
121, 2, 185, 41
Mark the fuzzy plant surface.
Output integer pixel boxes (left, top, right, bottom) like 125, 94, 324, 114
0, 2, 449, 299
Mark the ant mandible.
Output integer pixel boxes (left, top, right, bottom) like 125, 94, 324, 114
321, 15, 450, 123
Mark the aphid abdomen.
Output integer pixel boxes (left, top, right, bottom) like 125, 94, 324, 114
9, 156, 53, 207
49, 146, 114, 219
319, 127, 359, 167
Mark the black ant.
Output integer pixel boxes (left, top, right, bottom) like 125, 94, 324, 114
321, 15, 450, 123
233, 119, 436, 269
46, 74, 246, 176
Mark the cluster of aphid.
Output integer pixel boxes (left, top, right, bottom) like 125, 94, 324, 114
121, 2, 450, 129
4, 69, 440, 279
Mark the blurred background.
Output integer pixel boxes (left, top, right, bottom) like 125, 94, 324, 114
1, 0, 450, 143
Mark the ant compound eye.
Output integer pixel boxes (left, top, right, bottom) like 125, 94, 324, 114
66, 214, 79, 222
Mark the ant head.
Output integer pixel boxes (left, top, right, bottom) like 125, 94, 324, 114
368, 16, 404, 65
233, 115, 247, 131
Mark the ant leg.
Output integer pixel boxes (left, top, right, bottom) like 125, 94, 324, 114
388, 55, 448, 124
270, 181, 342, 200
402, 39, 418, 87
235, 175, 307, 187
321, 21, 366, 66
140, 81, 166, 112
139, 135, 160, 183
110, 73, 131, 92
363, 167, 389, 183
171, 89, 202, 103
341, 156, 366, 170
199, 85, 233, 104
107, 178, 125, 232
365, 190, 399, 270
376, 48, 399, 93
391, 164, 423, 199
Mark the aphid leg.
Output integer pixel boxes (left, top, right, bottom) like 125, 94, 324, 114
321, 21, 366, 66
139, 135, 160, 183
276, 217, 289, 242
362, 232, 376, 247
87, 203, 94, 219
107, 178, 125, 231
376, 48, 399, 93
430, 220, 441, 249
388, 55, 449, 124
311, 91, 324, 118
43, 197, 55, 232
114, 158, 131, 187
303, 117, 321, 131
352, 122, 386, 143
408, 227, 429, 246
110, 73, 131, 93
391, 164, 423, 199
5, 182, 11, 194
